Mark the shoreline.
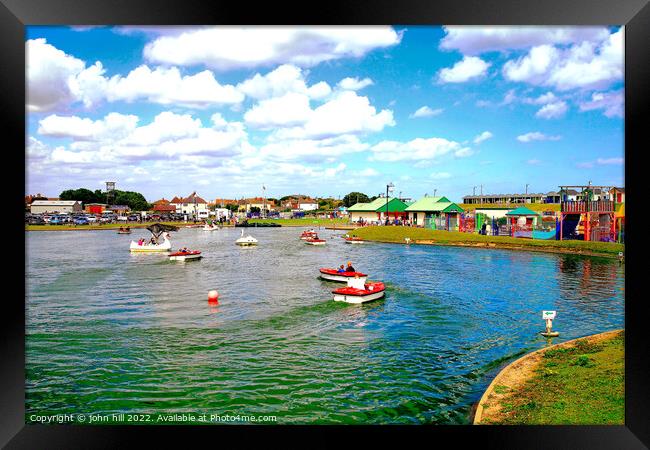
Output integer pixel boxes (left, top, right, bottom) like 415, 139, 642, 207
348, 227, 624, 259
472, 329, 624, 425
365, 238, 622, 259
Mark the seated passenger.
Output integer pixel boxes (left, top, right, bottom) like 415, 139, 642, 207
345, 262, 356, 272
337, 264, 346, 273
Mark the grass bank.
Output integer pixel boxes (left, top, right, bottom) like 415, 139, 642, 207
248, 218, 348, 227
349, 226, 624, 258
475, 330, 624, 425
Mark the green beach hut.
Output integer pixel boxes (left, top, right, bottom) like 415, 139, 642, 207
405, 196, 464, 230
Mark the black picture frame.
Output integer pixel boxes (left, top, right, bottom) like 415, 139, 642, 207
5, 0, 648, 447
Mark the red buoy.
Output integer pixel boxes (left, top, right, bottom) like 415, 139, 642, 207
208, 290, 219, 303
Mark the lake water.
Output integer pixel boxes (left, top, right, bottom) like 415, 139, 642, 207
25, 227, 625, 424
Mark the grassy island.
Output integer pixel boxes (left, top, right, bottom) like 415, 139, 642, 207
474, 330, 624, 425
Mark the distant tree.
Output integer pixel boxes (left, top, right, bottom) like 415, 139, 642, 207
250, 206, 261, 214
113, 190, 150, 211
60, 188, 103, 204
225, 204, 239, 212
342, 192, 370, 208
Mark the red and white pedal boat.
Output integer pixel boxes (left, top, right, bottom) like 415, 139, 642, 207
169, 250, 202, 261
319, 268, 368, 282
332, 276, 385, 304
300, 230, 318, 240
344, 236, 364, 244
305, 236, 326, 245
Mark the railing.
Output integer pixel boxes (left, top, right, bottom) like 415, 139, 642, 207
561, 200, 614, 213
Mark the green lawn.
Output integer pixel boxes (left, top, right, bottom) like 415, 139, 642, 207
248, 218, 348, 227
349, 226, 624, 257
495, 331, 624, 424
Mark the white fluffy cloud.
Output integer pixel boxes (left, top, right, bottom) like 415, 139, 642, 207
409, 106, 443, 118
27, 39, 245, 111
270, 90, 395, 140
438, 56, 490, 83
237, 64, 331, 100
579, 90, 623, 118
259, 135, 369, 162
473, 131, 493, 144
36, 111, 248, 164
38, 112, 139, 141
369, 137, 469, 162
143, 27, 402, 70
516, 131, 562, 142
27, 38, 101, 112
337, 77, 374, 91
503, 29, 623, 91
439, 26, 610, 55
535, 101, 568, 119
106, 65, 243, 106
244, 93, 313, 129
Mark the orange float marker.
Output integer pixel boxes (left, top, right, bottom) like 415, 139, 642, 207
208, 290, 219, 304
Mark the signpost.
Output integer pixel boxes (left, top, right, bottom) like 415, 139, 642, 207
541, 310, 559, 337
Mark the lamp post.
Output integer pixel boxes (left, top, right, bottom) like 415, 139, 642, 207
386, 182, 394, 223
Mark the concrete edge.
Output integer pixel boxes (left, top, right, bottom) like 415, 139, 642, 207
472, 328, 624, 425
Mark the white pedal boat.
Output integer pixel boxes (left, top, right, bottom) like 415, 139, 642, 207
332, 276, 385, 304
130, 233, 172, 252
169, 250, 202, 261
203, 223, 220, 231
319, 268, 368, 282
235, 229, 258, 246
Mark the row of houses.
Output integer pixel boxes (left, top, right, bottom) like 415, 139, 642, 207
462, 187, 625, 204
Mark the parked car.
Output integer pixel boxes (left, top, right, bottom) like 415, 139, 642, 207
28, 216, 46, 225
49, 216, 63, 225
85, 215, 98, 223
127, 214, 140, 222
74, 217, 89, 225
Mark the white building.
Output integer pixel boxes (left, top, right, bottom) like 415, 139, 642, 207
30, 200, 83, 214
170, 192, 210, 219
298, 199, 319, 211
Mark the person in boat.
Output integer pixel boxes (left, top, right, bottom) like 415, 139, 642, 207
150, 236, 157, 245
346, 262, 356, 272
138, 238, 144, 245
337, 264, 346, 273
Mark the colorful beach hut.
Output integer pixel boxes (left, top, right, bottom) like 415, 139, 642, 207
348, 197, 409, 223
506, 206, 540, 238
615, 203, 625, 243
405, 196, 464, 230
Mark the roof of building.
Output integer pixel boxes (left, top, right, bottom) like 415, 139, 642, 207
108, 205, 130, 210
31, 200, 80, 206
173, 192, 208, 204
153, 204, 176, 211
348, 197, 409, 212
153, 198, 170, 205
505, 206, 539, 216
405, 196, 457, 212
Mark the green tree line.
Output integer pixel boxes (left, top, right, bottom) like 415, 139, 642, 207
59, 188, 151, 211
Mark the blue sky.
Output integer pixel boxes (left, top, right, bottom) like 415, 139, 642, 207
26, 26, 624, 203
